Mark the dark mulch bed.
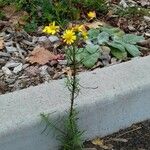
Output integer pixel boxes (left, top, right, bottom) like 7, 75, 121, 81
84, 120, 150, 150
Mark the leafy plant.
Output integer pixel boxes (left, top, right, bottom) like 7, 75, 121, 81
1, 0, 108, 31
88, 26, 144, 59
41, 23, 86, 150
66, 44, 100, 68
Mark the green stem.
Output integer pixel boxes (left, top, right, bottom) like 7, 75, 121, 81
69, 45, 76, 118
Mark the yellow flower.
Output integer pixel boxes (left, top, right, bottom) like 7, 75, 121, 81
43, 21, 59, 35
62, 29, 77, 45
81, 31, 88, 40
87, 11, 96, 20
78, 25, 86, 32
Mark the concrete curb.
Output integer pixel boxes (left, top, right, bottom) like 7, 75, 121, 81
0, 56, 150, 150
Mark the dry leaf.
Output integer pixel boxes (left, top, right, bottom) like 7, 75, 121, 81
27, 46, 58, 65
85, 21, 105, 29
2, 6, 28, 26
2, 6, 17, 19
0, 39, 4, 50
92, 138, 109, 149
62, 67, 73, 77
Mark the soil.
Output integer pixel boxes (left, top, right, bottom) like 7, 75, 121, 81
84, 120, 150, 150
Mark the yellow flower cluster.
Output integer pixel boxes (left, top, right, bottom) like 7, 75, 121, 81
42, 11, 97, 45
43, 22, 60, 35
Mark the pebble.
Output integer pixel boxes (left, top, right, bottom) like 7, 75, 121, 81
120, 0, 128, 8
5, 61, 21, 68
144, 16, 150, 22
0, 52, 10, 57
145, 32, 150, 37
128, 25, 136, 31
58, 60, 68, 65
48, 35, 59, 42
5, 77, 16, 84
13, 63, 23, 74
2, 66, 12, 75
22, 64, 30, 69
0, 58, 6, 65
6, 46, 17, 53
39, 65, 48, 76
5, 41, 13, 46
38, 36, 48, 42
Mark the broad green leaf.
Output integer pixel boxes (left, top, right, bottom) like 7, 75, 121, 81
111, 48, 127, 60
88, 29, 100, 40
122, 34, 144, 44
97, 32, 109, 45
83, 52, 100, 68
124, 44, 141, 57
76, 48, 85, 62
85, 44, 99, 54
101, 26, 123, 36
108, 42, 125, 52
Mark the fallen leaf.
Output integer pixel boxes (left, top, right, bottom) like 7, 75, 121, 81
2, 6, 28, 26
85, 21, 105, 29
2, 5, 17, 19
92, 138, 109, 149
0, 38, 4, 50
27, 46, 58, 65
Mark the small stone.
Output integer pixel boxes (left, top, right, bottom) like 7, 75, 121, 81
5, 62, 21, 68
5, 77, 16, 84
48, 35, 59, 42
38, 36, 48, 42
128, 25, 136, 31
47, 67, 55, 76
39, 65, 48, 76
22, 64, 30, 69
120, 0, 128, 8
145, 32, 150, 37
13, 63, 23, 74
0, 58, 6, 65
2, 66, 12, 75
111, 57, 118, 65
58, 60, 67, 65
0, 52, 10, 57
6, 46, 17, 53
139, 26, 144, 31
144, 16, 150, 22
5, 41, 13, 46
25, 66, 40, 76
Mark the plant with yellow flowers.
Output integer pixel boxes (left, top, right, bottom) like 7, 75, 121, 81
41, 22, 89, 150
